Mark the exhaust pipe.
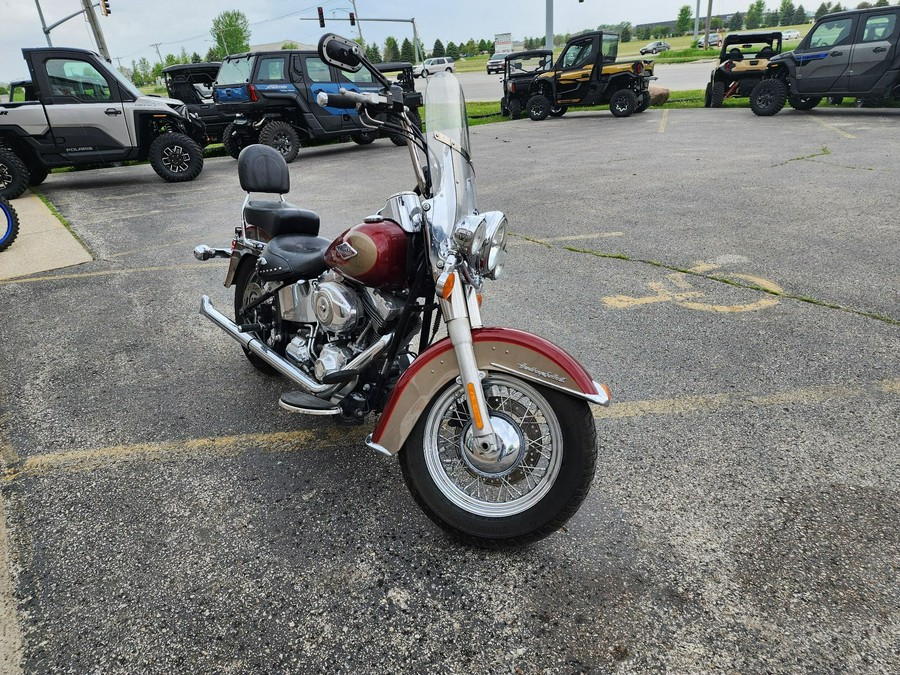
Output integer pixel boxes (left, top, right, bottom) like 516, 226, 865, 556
199, 295, 391, 396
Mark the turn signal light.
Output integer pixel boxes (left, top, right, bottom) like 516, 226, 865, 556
467, 383, 484, 429
439, 271, 456, 299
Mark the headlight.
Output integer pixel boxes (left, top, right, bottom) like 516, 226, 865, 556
454, 215, 487, 261
479, 211, 508, 280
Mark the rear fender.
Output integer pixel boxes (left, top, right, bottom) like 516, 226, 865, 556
368, 327, 610, 456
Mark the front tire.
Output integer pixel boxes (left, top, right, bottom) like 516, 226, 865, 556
0, 148, 29, 200
508, 98, 523, 120
749, 79, 787, 116
609, 88, 638, 117
149, 132, 203, 182
259, 120, 300, 163
0, 196, 19, 252
526, 94, 550, 121
399, 374, 598, 547
788, 95, 822, 111
548, 105, 568, 118
233, 259, 280, 376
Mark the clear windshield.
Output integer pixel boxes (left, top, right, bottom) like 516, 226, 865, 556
423, 73, 477, 268
217, 56, 253, 85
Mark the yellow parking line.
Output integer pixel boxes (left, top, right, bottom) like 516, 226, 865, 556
658, 109, 669, 133
4, 377, 897, 480
535, 232, 624, 242
0, 262, 225, 285
805, 114, 855, 139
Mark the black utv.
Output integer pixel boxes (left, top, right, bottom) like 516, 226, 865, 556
500, 49, 556, 119
213, 50, 422, 162
163, 63, 234, 142
749, 6, 900, 115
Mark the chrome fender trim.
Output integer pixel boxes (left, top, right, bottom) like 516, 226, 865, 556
371, 327, 610, 456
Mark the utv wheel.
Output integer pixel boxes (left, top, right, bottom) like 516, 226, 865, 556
222, 122, 256, 160
508, 98, 523, 120
788, 95, 821, 111
749, 79, 787, 116
0, 196, 19, 252
351, 131, 376, 145
609, 88, 638, 117
828, 96, 844, 105
233, 260, 279, 376
526, 94, 550, 121
704, 82, 712, 108
149, 133, 204, 182
711, 81, 725, 108
398, 374, 598, 547
548, 105, 568, 118
28, 165, 49, 187
259, 120, 300, 163
0, 148, 28, 200
636, 91, 651, 113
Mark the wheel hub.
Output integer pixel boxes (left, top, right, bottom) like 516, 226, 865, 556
162, 145, 189, 173
460, 413, 524, 477
0, 164, 11, 189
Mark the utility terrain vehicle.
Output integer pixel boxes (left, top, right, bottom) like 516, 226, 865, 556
0, 47, 207, 199
500, 50, 555, 119
705, 32, 783, 107
163, 62, 233, 142
524, 32, 655, 120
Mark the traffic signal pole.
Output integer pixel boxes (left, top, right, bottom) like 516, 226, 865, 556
303, 14, 423, 63
81, 0, 111, 61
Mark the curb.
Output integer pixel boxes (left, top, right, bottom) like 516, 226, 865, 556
0, 191, 92, 281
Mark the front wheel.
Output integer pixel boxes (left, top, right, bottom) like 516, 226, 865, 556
711, 81, 725, 108
749, 79, 788, 116
149, 132, 203, 182
399, 374, 598, 547
0, 148, 29, 200
0, 196, 19, 252
548, 105, 568, 118
222, 122, 256, 160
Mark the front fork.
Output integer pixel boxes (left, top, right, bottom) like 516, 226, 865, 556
441, 279, 499, 455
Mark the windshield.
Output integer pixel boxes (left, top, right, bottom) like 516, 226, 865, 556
109, 66, 141, 100
217, 56, 252, 84
423, 73, 477, 267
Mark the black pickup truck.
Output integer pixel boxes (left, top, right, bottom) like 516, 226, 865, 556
0, 47, 207, 199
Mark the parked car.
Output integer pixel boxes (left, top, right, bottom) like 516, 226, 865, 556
486, 53, 509, 74
412, 57, 455, 77
781, 29, 801, 40
697, 33, 723, 48
750, 6, 900, 115
640, 41, 671, 55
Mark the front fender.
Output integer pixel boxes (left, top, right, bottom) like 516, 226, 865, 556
367, 327, 610, 456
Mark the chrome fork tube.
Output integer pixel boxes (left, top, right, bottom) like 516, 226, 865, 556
441, 279, 497, 452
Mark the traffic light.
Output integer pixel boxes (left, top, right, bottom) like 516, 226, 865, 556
317, 7, 325, 28
100, 0, 111, 16
349, 12, 355, 26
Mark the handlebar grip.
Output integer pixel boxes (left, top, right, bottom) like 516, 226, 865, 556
316, 91, 358, 109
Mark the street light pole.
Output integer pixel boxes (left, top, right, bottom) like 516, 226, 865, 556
33, 0, 53, 46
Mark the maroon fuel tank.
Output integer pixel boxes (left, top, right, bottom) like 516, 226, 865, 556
323, 218, 410, 289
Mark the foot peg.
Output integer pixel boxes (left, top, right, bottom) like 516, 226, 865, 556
319, 369, 361, 385
279, 391, 341, 415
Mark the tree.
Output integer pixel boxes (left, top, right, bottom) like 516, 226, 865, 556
210, 10, 251, 58
281, 41, 299, 50
794, 5, 808, 21
676, 5, 693, 34
384, 36, 400, 61
446, 41, 459, 59
779, 0, 796, 22
874, 0, 889, 6
711, 17, 724, 28
856, 1, 872, 6
400, 38, 415, 63
431, 39, 445, 57
464, 39, 477, 55
204, 47, 219, 62
191, 52, 202, 63
815, 2, 831, 18
621, 24, 633, 42
746, 0, 767, 28
478, 39, 490, 53
729, 12, 744, 29
365, 42, 382, 63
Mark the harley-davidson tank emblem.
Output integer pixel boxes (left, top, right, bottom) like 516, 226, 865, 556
334, 242, 359, 261
518, 362, 567, 383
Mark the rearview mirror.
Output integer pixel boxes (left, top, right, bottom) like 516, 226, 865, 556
318, 33, 362, 72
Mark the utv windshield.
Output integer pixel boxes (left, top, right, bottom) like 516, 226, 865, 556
217, 56, 253, 85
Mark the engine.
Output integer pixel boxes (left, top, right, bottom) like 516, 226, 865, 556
279, 273, 408, 382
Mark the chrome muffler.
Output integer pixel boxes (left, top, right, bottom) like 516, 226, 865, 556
199, 296, 391, 396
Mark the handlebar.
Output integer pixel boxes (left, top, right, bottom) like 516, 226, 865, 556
315, 88, 386, 109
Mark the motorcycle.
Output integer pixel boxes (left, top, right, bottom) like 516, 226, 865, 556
0, 196, 18, 252
194, 34, 610, 546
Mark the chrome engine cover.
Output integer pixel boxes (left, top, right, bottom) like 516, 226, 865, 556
313, 281, 362, 334
314, 343, 353, 381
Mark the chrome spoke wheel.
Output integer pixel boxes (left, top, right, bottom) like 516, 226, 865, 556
422, 375, 563, 518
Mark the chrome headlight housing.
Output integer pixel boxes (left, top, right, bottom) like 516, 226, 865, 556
453, 215, 487, 261
478, 211, 508, 280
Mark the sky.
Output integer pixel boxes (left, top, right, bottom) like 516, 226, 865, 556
1, 0, 757, 82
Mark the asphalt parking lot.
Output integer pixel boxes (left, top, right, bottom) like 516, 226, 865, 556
0, 106, 898, 672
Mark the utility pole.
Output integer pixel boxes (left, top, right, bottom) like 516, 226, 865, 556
694, 0, 701, 41
349, 0, 364, 45
33, 0, 53, 47
150, 42, 164, 65
545, 0, 553, 51
80, 0, 111, 60
704, 0, 713, 47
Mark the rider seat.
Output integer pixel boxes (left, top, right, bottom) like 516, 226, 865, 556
238, 144, 321, 238
258, 234, 331, 282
